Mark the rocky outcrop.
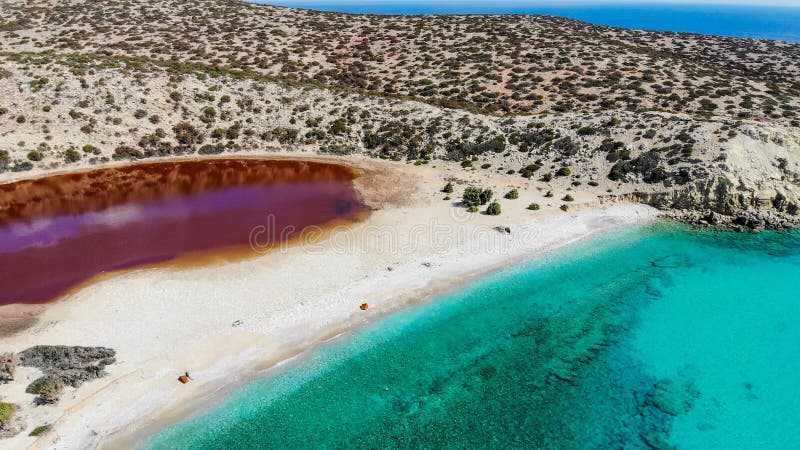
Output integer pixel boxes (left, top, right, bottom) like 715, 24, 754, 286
601, 177, 800, 231
18, 346, 116, 404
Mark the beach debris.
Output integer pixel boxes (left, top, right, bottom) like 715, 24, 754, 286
421, 262, 432, 268
18, 345, 116, 405
359, 303, 369, 311
493, 226, 512, 234
178, 371, 193, 384
0, 353, 18, 383
232, 320, 243, 327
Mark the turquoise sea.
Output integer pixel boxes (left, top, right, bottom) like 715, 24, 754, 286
146, 223, 800, 449
259, 2, 800, 42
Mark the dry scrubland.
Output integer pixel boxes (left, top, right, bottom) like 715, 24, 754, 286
0, 0, 799, 226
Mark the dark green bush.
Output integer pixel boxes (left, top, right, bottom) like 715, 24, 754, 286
198, 144, 224, 155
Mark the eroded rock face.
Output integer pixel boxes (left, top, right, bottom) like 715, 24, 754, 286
603, 177, 800, 230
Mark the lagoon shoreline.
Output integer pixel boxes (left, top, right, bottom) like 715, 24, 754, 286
0, 156, 658, 449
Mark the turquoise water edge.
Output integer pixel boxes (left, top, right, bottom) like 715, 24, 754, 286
146, 223, 800, 449
261, 2, 800, 42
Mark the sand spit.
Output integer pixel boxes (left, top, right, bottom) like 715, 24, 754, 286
0, 158, 658, 449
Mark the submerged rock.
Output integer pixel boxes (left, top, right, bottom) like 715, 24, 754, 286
645, 379, 701, 416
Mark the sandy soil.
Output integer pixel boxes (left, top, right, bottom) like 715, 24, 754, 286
0, 156, 658, 449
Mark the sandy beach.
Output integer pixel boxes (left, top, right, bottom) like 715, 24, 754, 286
0, 156, 658, 449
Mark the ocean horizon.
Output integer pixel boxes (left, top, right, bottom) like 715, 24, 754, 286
257, 1, 800, 42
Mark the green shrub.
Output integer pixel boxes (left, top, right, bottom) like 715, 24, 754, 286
112, 146, 144, 160
29, 424, 51, 437
29, 77, 48, 93
211, 128, 225, 140
560, 204, 570, 211
26, 376, 64, 404
462, 187, 493, 206
467, 205, 479, 213
504, 189, 519, 200
527, 203, 540, 211
479, 189, 493, 205
462, 186, 482, 206
27, 150, 44, 161
173, 122, 204, 147
64, 148, 81, 163
0, 402, 15, 426
556, 167, 572, 177
442, 182, 454, 193
562, 194, 574, 202
198, 144, 224, 155
519, 164, 540, 178
328, 119, 349, 136
272, 127, 298, 144
446, 135, 506, 160
486, 201, 501, 216
82, 144, 99, 154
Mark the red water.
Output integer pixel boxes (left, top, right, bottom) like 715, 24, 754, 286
0, 159, 368, 305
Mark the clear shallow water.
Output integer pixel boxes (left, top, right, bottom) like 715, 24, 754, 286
146, 224, 800, 449
260, 2, 800, 42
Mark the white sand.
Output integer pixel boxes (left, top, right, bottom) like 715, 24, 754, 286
0, 158, 659, 449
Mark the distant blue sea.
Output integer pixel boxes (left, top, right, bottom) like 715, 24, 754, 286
257, 2, 800, 42
147, 224, 800, 448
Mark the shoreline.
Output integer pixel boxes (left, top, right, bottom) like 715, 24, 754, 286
0, 156, 659, 449
110, 203, 660, 449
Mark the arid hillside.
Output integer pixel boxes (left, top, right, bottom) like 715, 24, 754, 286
0, 0, 799, 228
1, 0, 798, 121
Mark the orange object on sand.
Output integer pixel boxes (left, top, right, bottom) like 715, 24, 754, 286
360, 303, 369, 310
178, 375, 190, 384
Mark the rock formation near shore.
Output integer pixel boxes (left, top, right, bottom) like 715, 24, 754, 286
19, 346, 116, 404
